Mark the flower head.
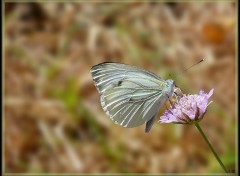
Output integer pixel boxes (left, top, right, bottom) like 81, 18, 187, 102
160, 89, 214, 124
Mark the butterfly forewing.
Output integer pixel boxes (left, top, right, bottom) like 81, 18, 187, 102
91, 62, 170, 128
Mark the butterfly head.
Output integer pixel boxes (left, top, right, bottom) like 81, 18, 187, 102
164, 79, 175, 97
163, 79, 182, 104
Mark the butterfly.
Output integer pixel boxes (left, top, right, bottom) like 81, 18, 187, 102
91, 62, 179, 133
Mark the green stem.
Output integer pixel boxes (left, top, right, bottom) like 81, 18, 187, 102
195, 122, 228, 173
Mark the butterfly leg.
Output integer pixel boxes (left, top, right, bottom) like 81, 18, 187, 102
167, 95, 175, 107
165, 103, 168, 110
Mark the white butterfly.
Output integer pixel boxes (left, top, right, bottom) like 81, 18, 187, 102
91, 62, 178, 133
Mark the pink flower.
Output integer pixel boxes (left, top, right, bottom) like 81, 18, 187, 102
160, 89, 214, 124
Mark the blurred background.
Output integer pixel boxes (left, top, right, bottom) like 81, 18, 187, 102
4, 2, 236, 174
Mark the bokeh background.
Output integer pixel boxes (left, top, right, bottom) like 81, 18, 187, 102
4, 2, 236, 174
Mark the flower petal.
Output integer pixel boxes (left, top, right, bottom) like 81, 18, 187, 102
207, 88, 214, 99
160, 111, 178, 123
199, 90, 205, 96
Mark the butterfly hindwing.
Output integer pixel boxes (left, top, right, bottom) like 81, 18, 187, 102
91, 62, 172, 130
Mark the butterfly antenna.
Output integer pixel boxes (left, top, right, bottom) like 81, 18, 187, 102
182, 59, 205, 72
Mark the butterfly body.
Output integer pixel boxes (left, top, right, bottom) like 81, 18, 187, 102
91, 62, 175, 132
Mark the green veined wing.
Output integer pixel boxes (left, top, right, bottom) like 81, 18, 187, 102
91, 62, 174, 132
